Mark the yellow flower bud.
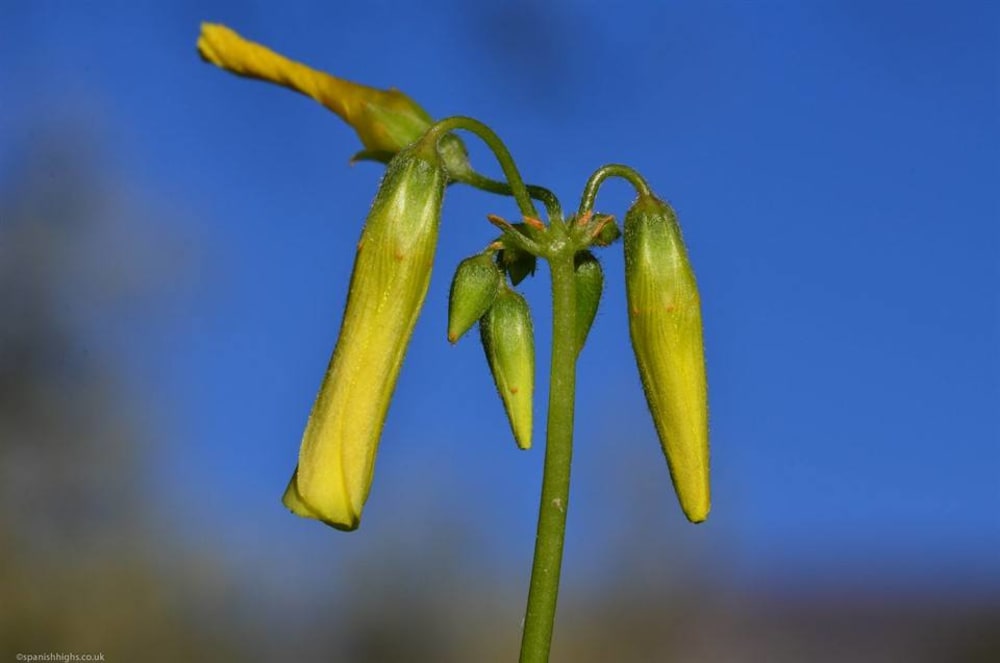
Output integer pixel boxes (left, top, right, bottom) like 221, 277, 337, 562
480, 288, 535, 450
624, 194, 710, 523
282, 139, 446, 530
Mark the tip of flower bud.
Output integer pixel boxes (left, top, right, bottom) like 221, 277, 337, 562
684, 503, 710, 524
282, 467, 361, 531
196, 22, 235, 67
679, 485, 710, 523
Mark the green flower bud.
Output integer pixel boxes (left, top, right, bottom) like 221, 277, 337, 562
448, 253, 501, 343
624, 194, 710, 523
283, 139, 447, 530
574, 251, 603, 355
480, 287, 534, 450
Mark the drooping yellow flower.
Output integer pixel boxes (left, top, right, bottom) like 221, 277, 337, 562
197, 22, 465, 165
283, 137, 447, 530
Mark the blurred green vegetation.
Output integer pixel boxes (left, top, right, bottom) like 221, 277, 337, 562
0, 131, 996, 662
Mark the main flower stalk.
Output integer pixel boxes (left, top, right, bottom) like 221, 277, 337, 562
519, 246, 578, 663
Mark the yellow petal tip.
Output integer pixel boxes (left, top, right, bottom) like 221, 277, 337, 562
683, 506, 710, 524
680, 494, 710, 524
196, 23, 238, 68
282, 469, 360, 531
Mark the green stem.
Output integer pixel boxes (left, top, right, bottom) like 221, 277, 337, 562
520, 248, 577, 663
425, 116, 540, 220
452, 170, 563, 225
578, 163, 652, 214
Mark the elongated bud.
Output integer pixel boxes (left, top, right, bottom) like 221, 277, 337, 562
448, 254, 501, 343
574, 251, 603, 355
624, 194, 710, 523
282, 139, 447, 530
480, 288, 534, 449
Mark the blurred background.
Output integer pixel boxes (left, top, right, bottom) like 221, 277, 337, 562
1, 1, 997, 661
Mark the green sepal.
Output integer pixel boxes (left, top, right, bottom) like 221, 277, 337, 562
351, 128, 470, 179
495, 223, 539, 285
437, 133, 473, 180
498, 247, 536, 286
349, 149, 395, 165
591, 214, 621, 246
573, 251, 603, 355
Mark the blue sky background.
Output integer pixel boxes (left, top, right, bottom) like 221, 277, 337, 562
2, 0, 997, 609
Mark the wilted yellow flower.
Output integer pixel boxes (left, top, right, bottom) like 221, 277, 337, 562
197, 22, 468, 168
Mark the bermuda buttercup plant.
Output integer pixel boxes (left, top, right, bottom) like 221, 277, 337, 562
198, 22, 711, 662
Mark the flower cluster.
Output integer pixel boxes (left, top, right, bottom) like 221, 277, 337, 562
199, 23, 710, 531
